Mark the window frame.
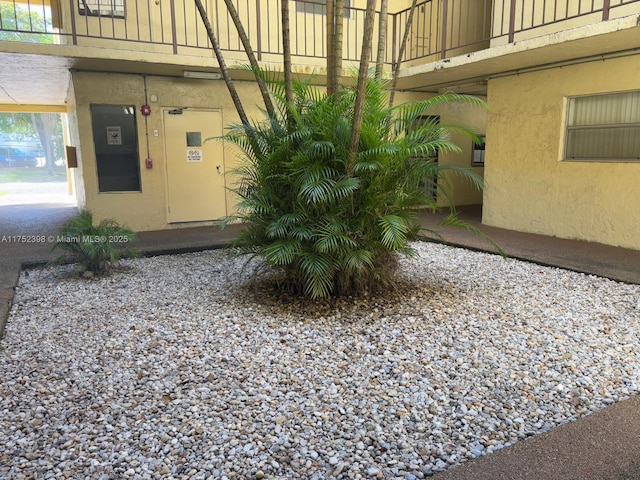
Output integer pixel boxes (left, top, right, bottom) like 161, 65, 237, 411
471, 135, 485, 167
78, 0, 125, 19
90, 104, 141, 193
295, 0, 352, 18
563, 90, 640, 162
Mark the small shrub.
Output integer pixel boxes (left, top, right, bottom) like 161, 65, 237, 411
223, 75, 486, 298
51, 209, 137, 275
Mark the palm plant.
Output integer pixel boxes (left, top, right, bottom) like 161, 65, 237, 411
223, 75, 485, 298
51, 209, 137, 275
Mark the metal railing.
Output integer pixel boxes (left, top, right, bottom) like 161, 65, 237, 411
493, 0, 640, 42
0, 0, 639, 65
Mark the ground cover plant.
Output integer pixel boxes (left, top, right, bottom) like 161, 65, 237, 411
51, 209, 137, 275
223, 76, 485, 298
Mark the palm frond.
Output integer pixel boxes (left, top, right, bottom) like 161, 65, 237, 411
438, 212, 505, 257
299, 252, 334, 299
378, 214, 409, 250
214, 70, 497, 298
262, 239, 302, 265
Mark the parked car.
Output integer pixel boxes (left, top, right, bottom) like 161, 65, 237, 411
0, 147, 38, 167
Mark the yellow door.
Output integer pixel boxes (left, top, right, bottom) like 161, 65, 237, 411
163, 109, 226, 223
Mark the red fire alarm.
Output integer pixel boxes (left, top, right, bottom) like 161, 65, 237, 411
140, 105, 151, 116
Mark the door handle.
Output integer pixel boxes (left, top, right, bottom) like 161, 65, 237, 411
216, 165, 221, 174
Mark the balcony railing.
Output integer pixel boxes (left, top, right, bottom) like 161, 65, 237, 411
0, 0, 639, 66
493, 0, 640, 42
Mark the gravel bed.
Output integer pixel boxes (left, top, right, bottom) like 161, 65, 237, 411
1, 242, 640, 479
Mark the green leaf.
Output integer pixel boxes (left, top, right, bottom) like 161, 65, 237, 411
262, 239, 302, 266
214, 68, 496, 298
299, 253, 334, 299
379, 215, 409, 250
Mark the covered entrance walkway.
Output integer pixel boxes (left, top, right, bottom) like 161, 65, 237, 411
0, 181, 77, 332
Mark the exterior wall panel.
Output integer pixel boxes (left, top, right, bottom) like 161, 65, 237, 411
483, 54, 640, 249
71, 71, 264, 231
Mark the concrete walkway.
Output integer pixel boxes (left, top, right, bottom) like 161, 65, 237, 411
0, 182, 78, 339
1, 202, 640, 479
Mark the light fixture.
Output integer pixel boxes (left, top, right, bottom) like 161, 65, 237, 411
183, 70, 223, 80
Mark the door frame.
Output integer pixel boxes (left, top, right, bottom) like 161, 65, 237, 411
161, 107, 227, 223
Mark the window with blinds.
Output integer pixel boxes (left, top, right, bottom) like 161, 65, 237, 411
564, 91, 640, 161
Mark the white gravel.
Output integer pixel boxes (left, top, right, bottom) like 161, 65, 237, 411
1, 242, 640, 479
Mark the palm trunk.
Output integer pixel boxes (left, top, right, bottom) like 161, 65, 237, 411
326, 0, 344, 95
347, 0, 377, 165
223, 0, 274, 117
333, 0, 344, 92
326, 0, 335, 95
281, 0, 294, 129
375, 0, 388, 80
194, 0, 249, 127
389, 0, 418, 107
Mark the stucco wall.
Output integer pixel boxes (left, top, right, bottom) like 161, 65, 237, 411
483, 54, 640, 249
437, 97, 486, 206
65, 78, 86, 209
71, 71, 264, 232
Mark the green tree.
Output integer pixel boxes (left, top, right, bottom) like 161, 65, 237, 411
31, 113, 58, 173
0, 113, 34, 139
223, 74, 485, 298
196, 0, 491, 298
0, 113, 64, 168
0, 4, 54, 44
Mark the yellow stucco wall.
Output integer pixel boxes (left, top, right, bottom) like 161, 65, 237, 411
437, 97, 486, 206
71, 71, 264, 232
483, 54, 640, 249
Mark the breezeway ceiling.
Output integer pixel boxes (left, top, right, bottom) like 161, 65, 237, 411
0, 53, 73, 107
0, 49, 264, 109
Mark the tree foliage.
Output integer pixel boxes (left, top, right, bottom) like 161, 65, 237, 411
51, 209, 137, 275
206, 0, 492, 299
0, 113, 64, 166
0, 4, 54, 43
223, 74, 486, 298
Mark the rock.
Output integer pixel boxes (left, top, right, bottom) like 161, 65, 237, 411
2, 243, 639, 479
